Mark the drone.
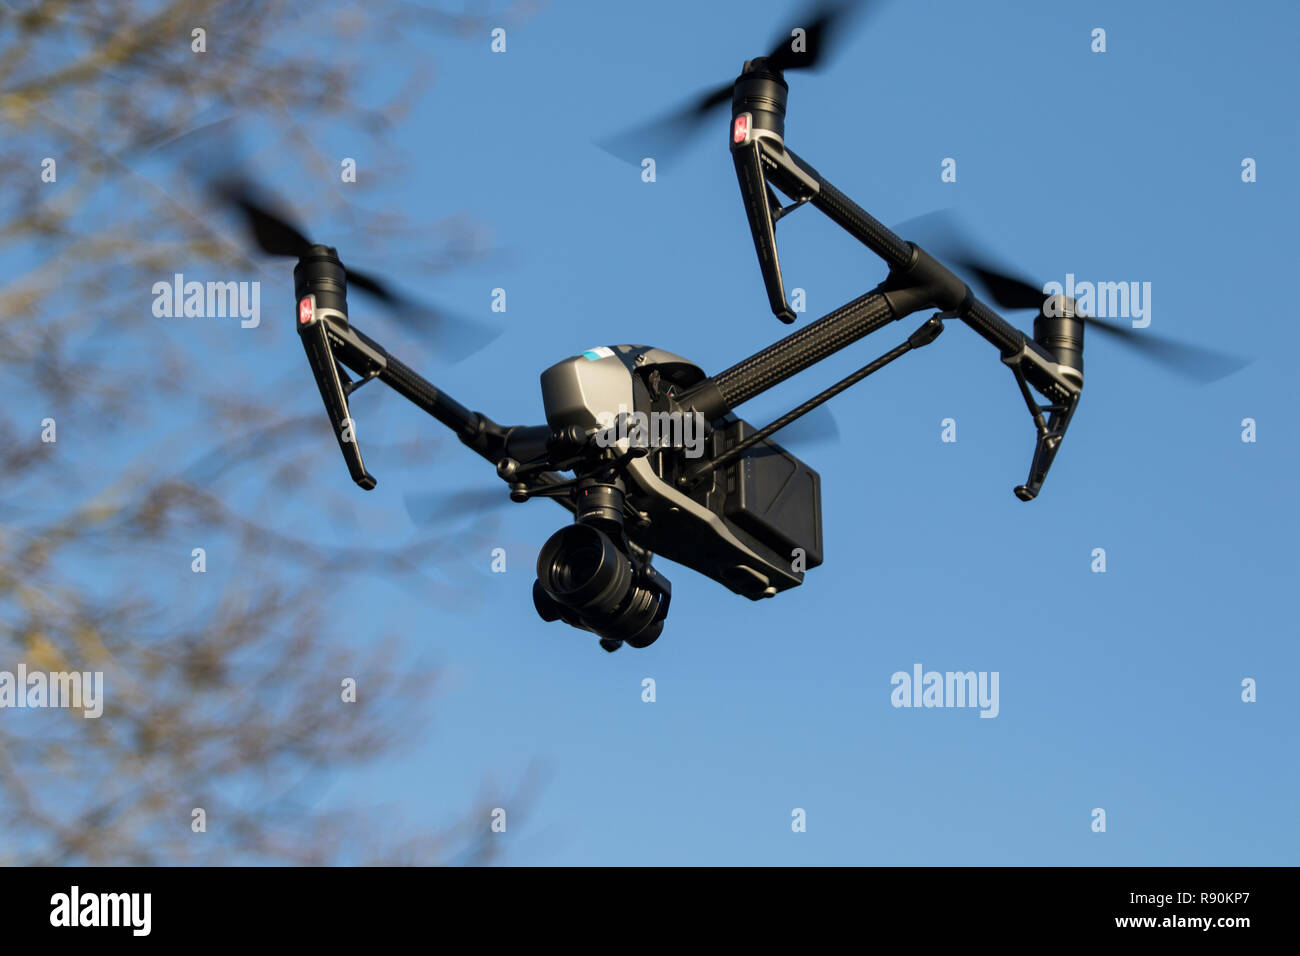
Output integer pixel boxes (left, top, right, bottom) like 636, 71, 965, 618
216, 1, 1239, 652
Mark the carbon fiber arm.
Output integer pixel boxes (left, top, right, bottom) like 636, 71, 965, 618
708, 291, 897, 410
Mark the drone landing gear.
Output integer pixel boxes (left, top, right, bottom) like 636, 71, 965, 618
1007, 364, 1079, 502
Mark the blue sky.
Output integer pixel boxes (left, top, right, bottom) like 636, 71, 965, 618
27, 0, 1297, 864
279, 0, 1297, 865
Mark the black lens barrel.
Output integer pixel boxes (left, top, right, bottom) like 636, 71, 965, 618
534, 522, 669, 646
537, 524, 631, 615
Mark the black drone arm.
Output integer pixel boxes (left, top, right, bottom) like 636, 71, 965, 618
751, 139, 1030, 356
341, 321, 551, 464
686, 289, 895, 417
684, 275, 1045, 419
296, 289, 557, 493
707, 128, 1081, 499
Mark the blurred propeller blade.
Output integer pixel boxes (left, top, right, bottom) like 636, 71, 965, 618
366, 292, 503, 364
405, 487, 512, 527
765, 0, 865, 72
894, 210, 1042, 311
895, 209, 1250, 383
770, 403, 841, 447
212, 177, 314, 258
952, 262, 1043, 312
195, 150, 502, 362
1082, 318, 1250, 384
343, 266, 409, 305
598, 0, 876, 163
597, 83, 732, 165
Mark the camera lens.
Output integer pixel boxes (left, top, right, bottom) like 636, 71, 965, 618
533, 523, 671, 647
554, 538, 603, 593
536, 524, 631, 614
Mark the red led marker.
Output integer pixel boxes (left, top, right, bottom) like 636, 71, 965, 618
733, 114, 749, 143
298, 296, 314, 324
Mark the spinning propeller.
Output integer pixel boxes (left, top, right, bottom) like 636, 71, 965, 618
211, 177, 499, 361
898, 212, 1249, 384
154, 118, 497, 360
599, 0, 876, 163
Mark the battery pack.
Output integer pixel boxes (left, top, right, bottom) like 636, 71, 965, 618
719, 419, 824, 570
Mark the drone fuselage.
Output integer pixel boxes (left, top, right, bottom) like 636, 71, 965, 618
540, 345, 823, 601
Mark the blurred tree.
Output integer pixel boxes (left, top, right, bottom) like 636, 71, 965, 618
0, 0, 536, 865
